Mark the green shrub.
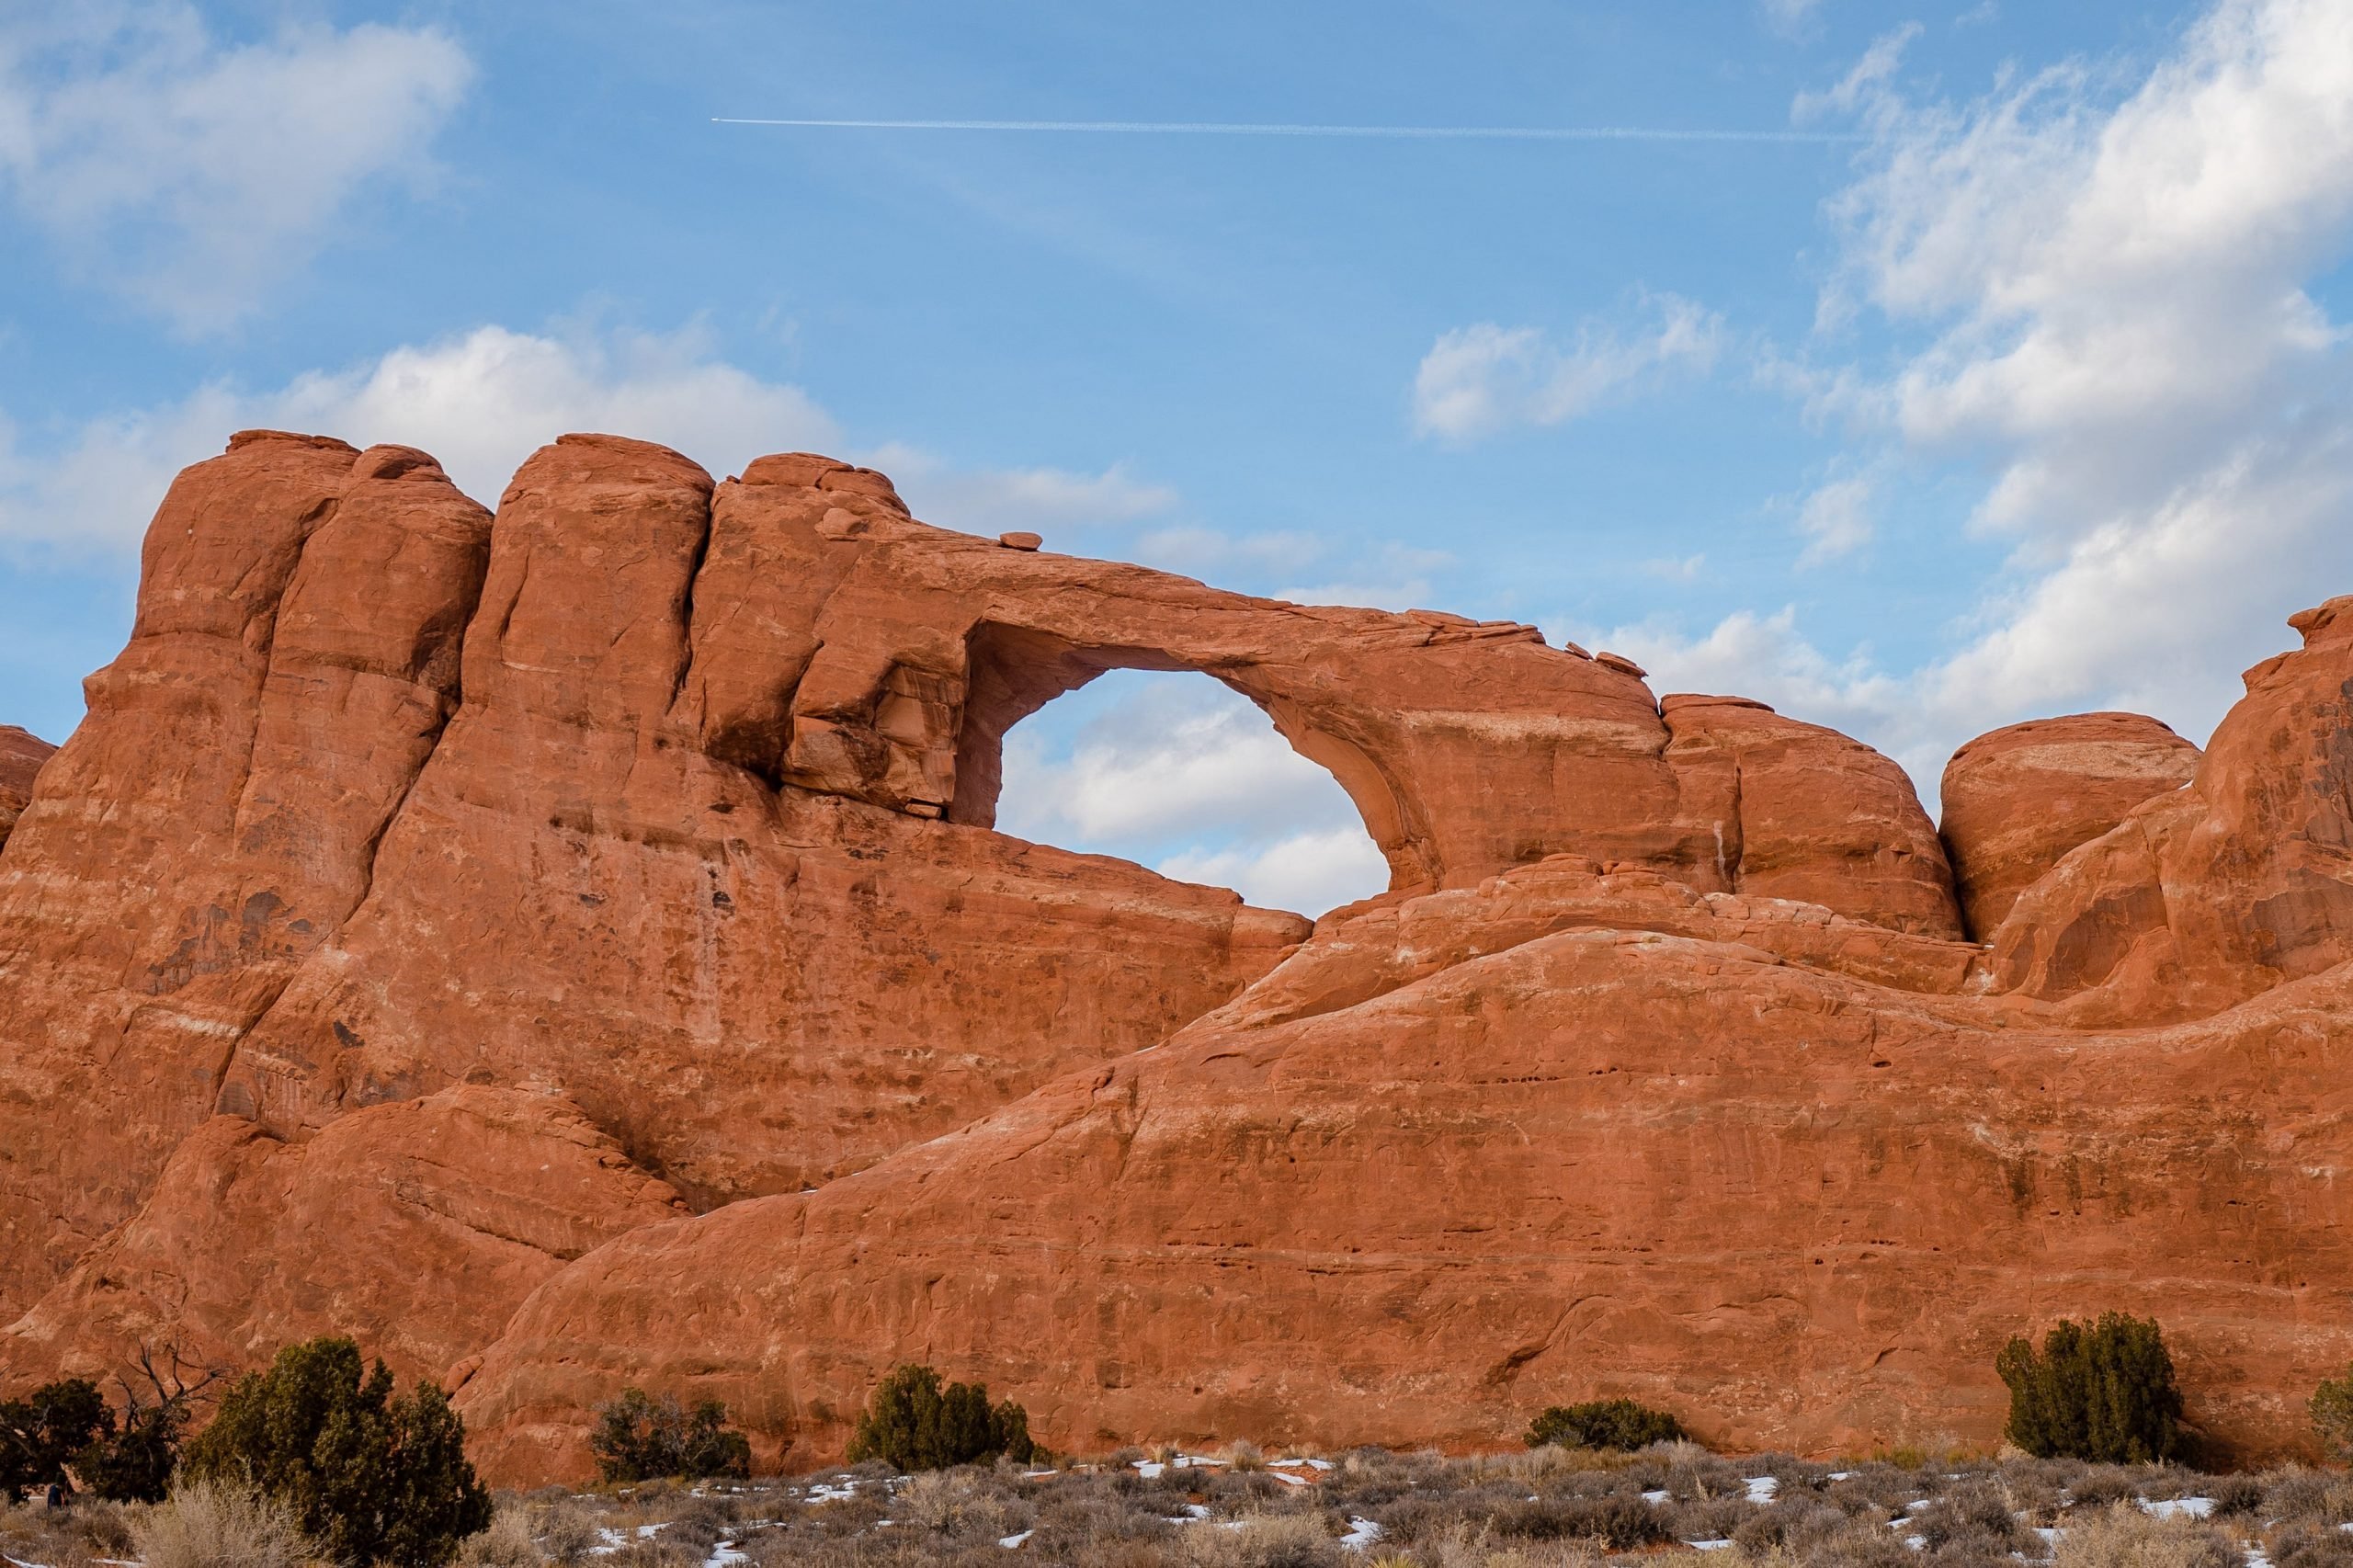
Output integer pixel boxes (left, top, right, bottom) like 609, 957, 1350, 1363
845, 1364, 1040, 1471
0, 1377, 109, 1500
2313, 1364, 2353, 1462
0, 1355, 213, 1505
589, 1388, 752, 1483
1522, 1397, 1687, 1452
183, 1335, 491, 1567
1996, 1312, 2184, 1463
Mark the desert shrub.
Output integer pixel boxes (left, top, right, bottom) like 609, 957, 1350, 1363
0, 1378, 108, 1501
132, 1477, 313, 1568
2276, 1522, 2353, 1568
2049, 1503, 2234, 1568
1524, 1398, 1686, 1452
845, 1365, 1040, 1471
183, 1335, 491, 1567
538, 1500, 602, 1564
3, 1352, 215, 1506
457, 1503, 546, 1568
899, 1470, 1017, 1540
2069, 1463, 2144, 1507
1997, 1313, 2184, 1463
1506, 1493, 1668, 1550
1912, 1482, 2030, 1554
2206, 1472, 2265, 1517
589, 1388, 752, 1483
2314, 1366, 2353, 1463
1177, 1510, 1341, 1568
63, 1498, 141, 1559
1732, 1500, 1851, 1555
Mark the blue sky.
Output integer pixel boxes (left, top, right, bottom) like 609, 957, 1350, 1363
6, 0, 2351, 913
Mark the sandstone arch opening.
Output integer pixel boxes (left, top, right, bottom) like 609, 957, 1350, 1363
967, 658, 1391, 917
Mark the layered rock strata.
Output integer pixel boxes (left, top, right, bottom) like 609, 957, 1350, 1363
3, 431, 2348, 1478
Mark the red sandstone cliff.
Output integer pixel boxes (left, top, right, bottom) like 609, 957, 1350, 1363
3, 431, 2348, 1476
0, 725, 52, 851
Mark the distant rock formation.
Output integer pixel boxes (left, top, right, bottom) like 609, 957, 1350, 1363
0, 725, 52, 851
4, 430, 2349, 1478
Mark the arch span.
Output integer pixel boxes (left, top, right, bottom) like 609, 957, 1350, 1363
949, 621, 1412, 897
685, 453, 1705, 895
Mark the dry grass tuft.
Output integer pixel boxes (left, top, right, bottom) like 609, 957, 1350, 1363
131, 1479, 314, 1568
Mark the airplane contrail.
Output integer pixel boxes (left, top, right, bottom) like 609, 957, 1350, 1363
712, 117, 1860, 144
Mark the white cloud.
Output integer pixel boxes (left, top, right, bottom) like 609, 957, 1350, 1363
1763, 0, 1829, 36
1412, 293, 1723, 443
995, 673, 1390, 915
1795, 474, 1876, 563
1639, 554, 1708, 582
866, 442, 1178, 536
1277, 543, 1457, 610
1159, 828, 1392, 920
0, 4, 474, 330
0, 322, 840, 553
1697, 0, 2353, 789
1792, 24, 1924, 122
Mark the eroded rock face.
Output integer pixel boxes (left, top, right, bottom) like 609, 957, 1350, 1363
1989, 599, 2353, 1022
1662, 695, 1961, 939
1939, 713, 2200, 939
5, 431, 2350, 1476
0, 725, 52, 852
3, 1087, 687, 1388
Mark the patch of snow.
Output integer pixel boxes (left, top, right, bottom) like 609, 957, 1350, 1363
1906, 1535, 1927, 1551
998, 1529, 1034, 1549
806, 1480, 859, 1505
1745, 1477, 1779, 1504
636, 1524, 665, 1539
1643, 1489, 1673, 1505
1340, 1517, 1384, 1551
1685, 1540, 1735, 1551
1267, 1469, 1312, 1487
1134, 1461, 1166, 1479
704, 1544, 747, 1568
1828, 1471, 1852, 1481
1306, 1459, 1336, 1471
2142, 1497, 2216, 1520
1023, 1470, 1058, 1478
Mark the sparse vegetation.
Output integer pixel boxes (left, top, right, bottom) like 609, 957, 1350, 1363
2313, 1363, 2353, 1462
1524, 1398, 1688, 1452
4, 1438, 2344, 1568
229, 1444, 2353, 1568
590, 1387, 753, 1483
845, 1362, 1042, 1471
182, 1334, 491, 1567
0, 1376, 109, 1502
131, 1477, 313, 1568
1997, 1312, 2186, 1463
0, 1351, 210, 1506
